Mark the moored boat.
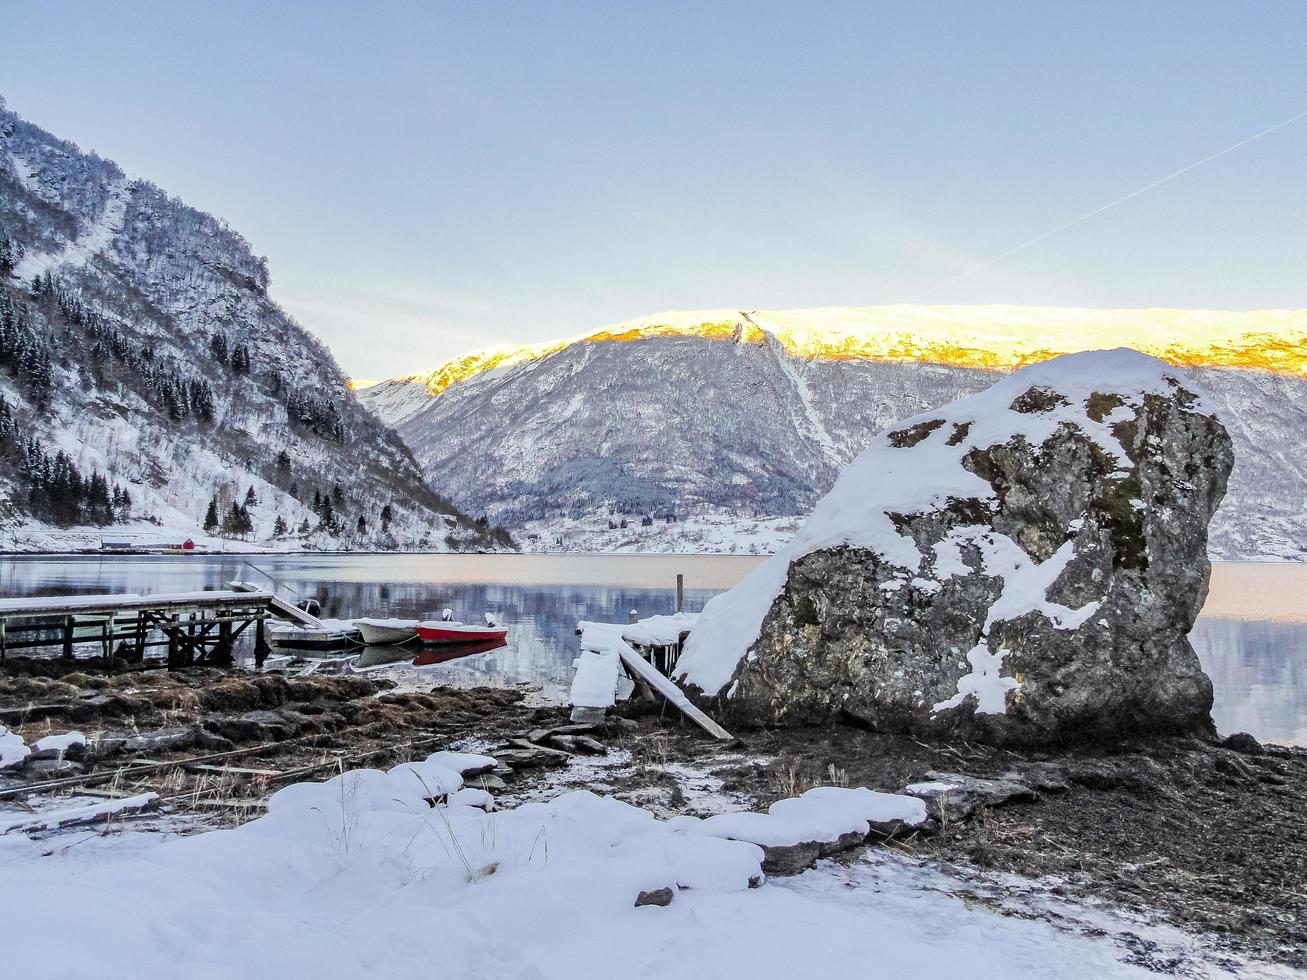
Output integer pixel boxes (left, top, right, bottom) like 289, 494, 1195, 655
356, 618, 420, 645
268, 619, 360, 652
416, 613, 508, 645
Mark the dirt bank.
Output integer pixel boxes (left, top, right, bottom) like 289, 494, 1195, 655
626, 720, 1306, 971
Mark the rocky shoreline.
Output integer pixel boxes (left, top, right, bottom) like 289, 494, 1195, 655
2, 659, 1301, 972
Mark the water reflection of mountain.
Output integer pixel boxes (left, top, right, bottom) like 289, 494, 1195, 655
2, 556, 1305, 746
1191, 619, 1306, 746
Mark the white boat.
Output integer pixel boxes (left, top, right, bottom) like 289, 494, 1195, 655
268, 619, 360, 652
356, 618, 420, 645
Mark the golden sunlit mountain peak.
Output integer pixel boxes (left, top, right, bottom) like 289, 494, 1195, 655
394, 304, 1307, 395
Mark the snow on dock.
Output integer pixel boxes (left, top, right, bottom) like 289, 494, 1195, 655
0, 588, 320, 666
572, 615, 732, 740
576, 612, 700, 649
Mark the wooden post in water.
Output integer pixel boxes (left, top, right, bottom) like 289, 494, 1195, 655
61, 616, 74, 660
254, 616, 269, 668
132, 615, 146, 662
166, 615, 183, 670
676, 574, 684, 614
215, 617, 233, 666
628, 608, 639, 625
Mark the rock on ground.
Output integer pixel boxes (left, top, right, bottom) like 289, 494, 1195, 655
678, 350, 1232, 746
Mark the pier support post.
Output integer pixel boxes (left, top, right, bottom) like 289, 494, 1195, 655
131, 616, 146, 662
62, 617, 74, 661
676, 574, 684, 614
166, 616, 184, 670
214, 617, 234, 666
254, 616, 269, 669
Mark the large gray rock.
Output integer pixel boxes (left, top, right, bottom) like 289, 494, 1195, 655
675, 350, 1232, 746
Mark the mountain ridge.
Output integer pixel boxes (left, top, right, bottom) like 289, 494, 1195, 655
0, 98, 504, 552
360, 308, 1307, 561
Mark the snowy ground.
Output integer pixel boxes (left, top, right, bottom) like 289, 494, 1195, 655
1, 750, 1291, 979
518, 512, 804, 555
2, 520, 287, 554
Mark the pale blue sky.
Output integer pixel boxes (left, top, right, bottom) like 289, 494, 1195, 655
4, 1, 1305, 379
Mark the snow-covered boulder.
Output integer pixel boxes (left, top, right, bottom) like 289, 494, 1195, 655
674, 349, 1232, 745
0, 726, 30, 770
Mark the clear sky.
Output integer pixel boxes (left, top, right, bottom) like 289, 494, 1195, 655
3, 1, 1305, 380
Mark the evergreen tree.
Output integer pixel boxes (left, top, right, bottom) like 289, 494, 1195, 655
244, 486, 257, 508
220, 502, 241, 538
319, 495, 337, 531
356, 515, 367, 536
209, 332, 229, 364
203, 497, 220, 534
380, 503, 393, 533
273, 515, 288, 537
298, 518, 310, 536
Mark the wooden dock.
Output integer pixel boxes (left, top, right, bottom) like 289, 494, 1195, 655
0, 588, 319, 668
571, 611, 733, 741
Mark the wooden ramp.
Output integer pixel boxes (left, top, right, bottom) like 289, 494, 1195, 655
614, 640, 734, 741
573, 621, 733, 741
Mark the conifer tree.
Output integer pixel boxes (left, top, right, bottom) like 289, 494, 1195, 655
203, 497, 220, 534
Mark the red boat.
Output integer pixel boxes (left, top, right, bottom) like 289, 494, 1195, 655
416, 614, 508, 645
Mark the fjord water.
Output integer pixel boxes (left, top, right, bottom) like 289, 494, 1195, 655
1, 555, 1303, 746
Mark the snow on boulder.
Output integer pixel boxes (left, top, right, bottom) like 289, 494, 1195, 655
0, 726, 30, 770
423, 750, 499, 778
31, 731, 88, 761
674, 349, 1231, 745
677, 786, 928, 874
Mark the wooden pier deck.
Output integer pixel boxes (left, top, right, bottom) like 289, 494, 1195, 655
0, 588, 319, 668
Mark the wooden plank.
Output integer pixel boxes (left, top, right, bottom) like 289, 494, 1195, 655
613, 642, 734, 741
0, 793, 160, 835
0, 741, 294, 801
187, 765, 283, 778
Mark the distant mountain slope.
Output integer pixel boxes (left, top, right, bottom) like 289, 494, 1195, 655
0, 98, 504, 551
362, 309, 1307, 560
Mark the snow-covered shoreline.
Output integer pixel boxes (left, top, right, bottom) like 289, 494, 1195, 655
4, 750, 1275, 980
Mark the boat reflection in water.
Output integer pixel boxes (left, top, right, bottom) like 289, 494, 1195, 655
350, 636, 510, 672
412, 637, 509, 666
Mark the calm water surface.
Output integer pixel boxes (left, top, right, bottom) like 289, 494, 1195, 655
1, 555, 1303, 746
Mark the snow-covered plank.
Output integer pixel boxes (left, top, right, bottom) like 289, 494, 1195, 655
577, 612, 699, 649
569, 647, 621, 709
0, 793, 160, 835
0, 589, 277, 618
613, 640, 733, 741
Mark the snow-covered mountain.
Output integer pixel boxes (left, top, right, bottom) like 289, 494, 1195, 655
362, 308, 1307, 561
0, 99, 505, 552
